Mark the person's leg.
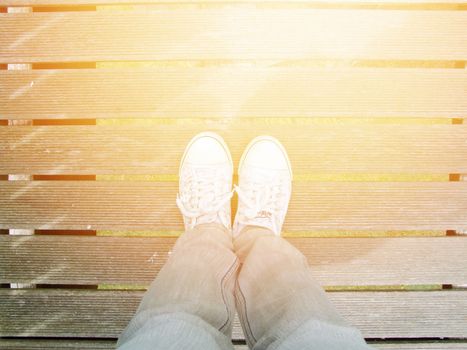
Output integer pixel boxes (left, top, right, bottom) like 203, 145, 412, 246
117, 223, 238, 350
232, 136, 373, 350
234, 226, 372, 350
117, 132, 238, 350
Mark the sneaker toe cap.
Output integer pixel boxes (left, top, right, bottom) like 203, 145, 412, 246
185, 134, 231, 166
243, 138, 290, 172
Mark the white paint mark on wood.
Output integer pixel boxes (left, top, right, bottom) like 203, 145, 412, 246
147, 252, 158, 264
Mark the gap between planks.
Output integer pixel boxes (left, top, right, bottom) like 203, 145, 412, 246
1, 339, 467, 350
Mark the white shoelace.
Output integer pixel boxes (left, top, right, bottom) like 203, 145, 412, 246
234, 177, 287, 235
176, 169, 233, 229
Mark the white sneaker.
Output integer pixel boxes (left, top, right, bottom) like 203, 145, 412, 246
176, 132, 234, 231
233, 136, 293, 236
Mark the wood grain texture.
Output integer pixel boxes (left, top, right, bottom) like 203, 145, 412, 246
3, 0, 467, 4
1, 68, 466, 118
2, 123, 467, 174
1, 9, 467, 63
1, 339, 466, 350
0, 339, 117, 349
1, 181, 467, 231
371, 345, 467, 350
2, 235, 466, 285
236, 344, 467, 350
1, 289, 466, 339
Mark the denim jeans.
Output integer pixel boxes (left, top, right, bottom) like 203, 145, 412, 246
117, 223, 373, 350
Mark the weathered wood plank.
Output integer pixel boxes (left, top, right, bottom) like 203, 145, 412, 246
1, 10, 467, 63
372, 344, 467, 350
1, 181, 467, 231
2, 235, 465, 285
0, 339, 116, 349
1, 68, 466, 118
3, 0, 467, 5
1, 123, 466, 174
236, 343, 467, 350
1, 289, 466, 339
1, 339, 466, 350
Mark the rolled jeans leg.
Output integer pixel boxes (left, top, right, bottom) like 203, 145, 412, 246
234, 225, 373, 350
117, 223, 239, 350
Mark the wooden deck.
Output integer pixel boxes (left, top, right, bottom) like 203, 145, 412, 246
1, 1, 467, 349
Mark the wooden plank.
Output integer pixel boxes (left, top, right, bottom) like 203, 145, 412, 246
1, 181, 467, 231
237, 344, 467, 350
1, 289, 466, 338
2, 123, 467, 174
1, 340, 466, 350
1, 68, 466, 119
1, 235, 466, 286
1, 10, 467, 63
372, 344, 467, 350
3, 0, 467, 5
0, 339, 116, 349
